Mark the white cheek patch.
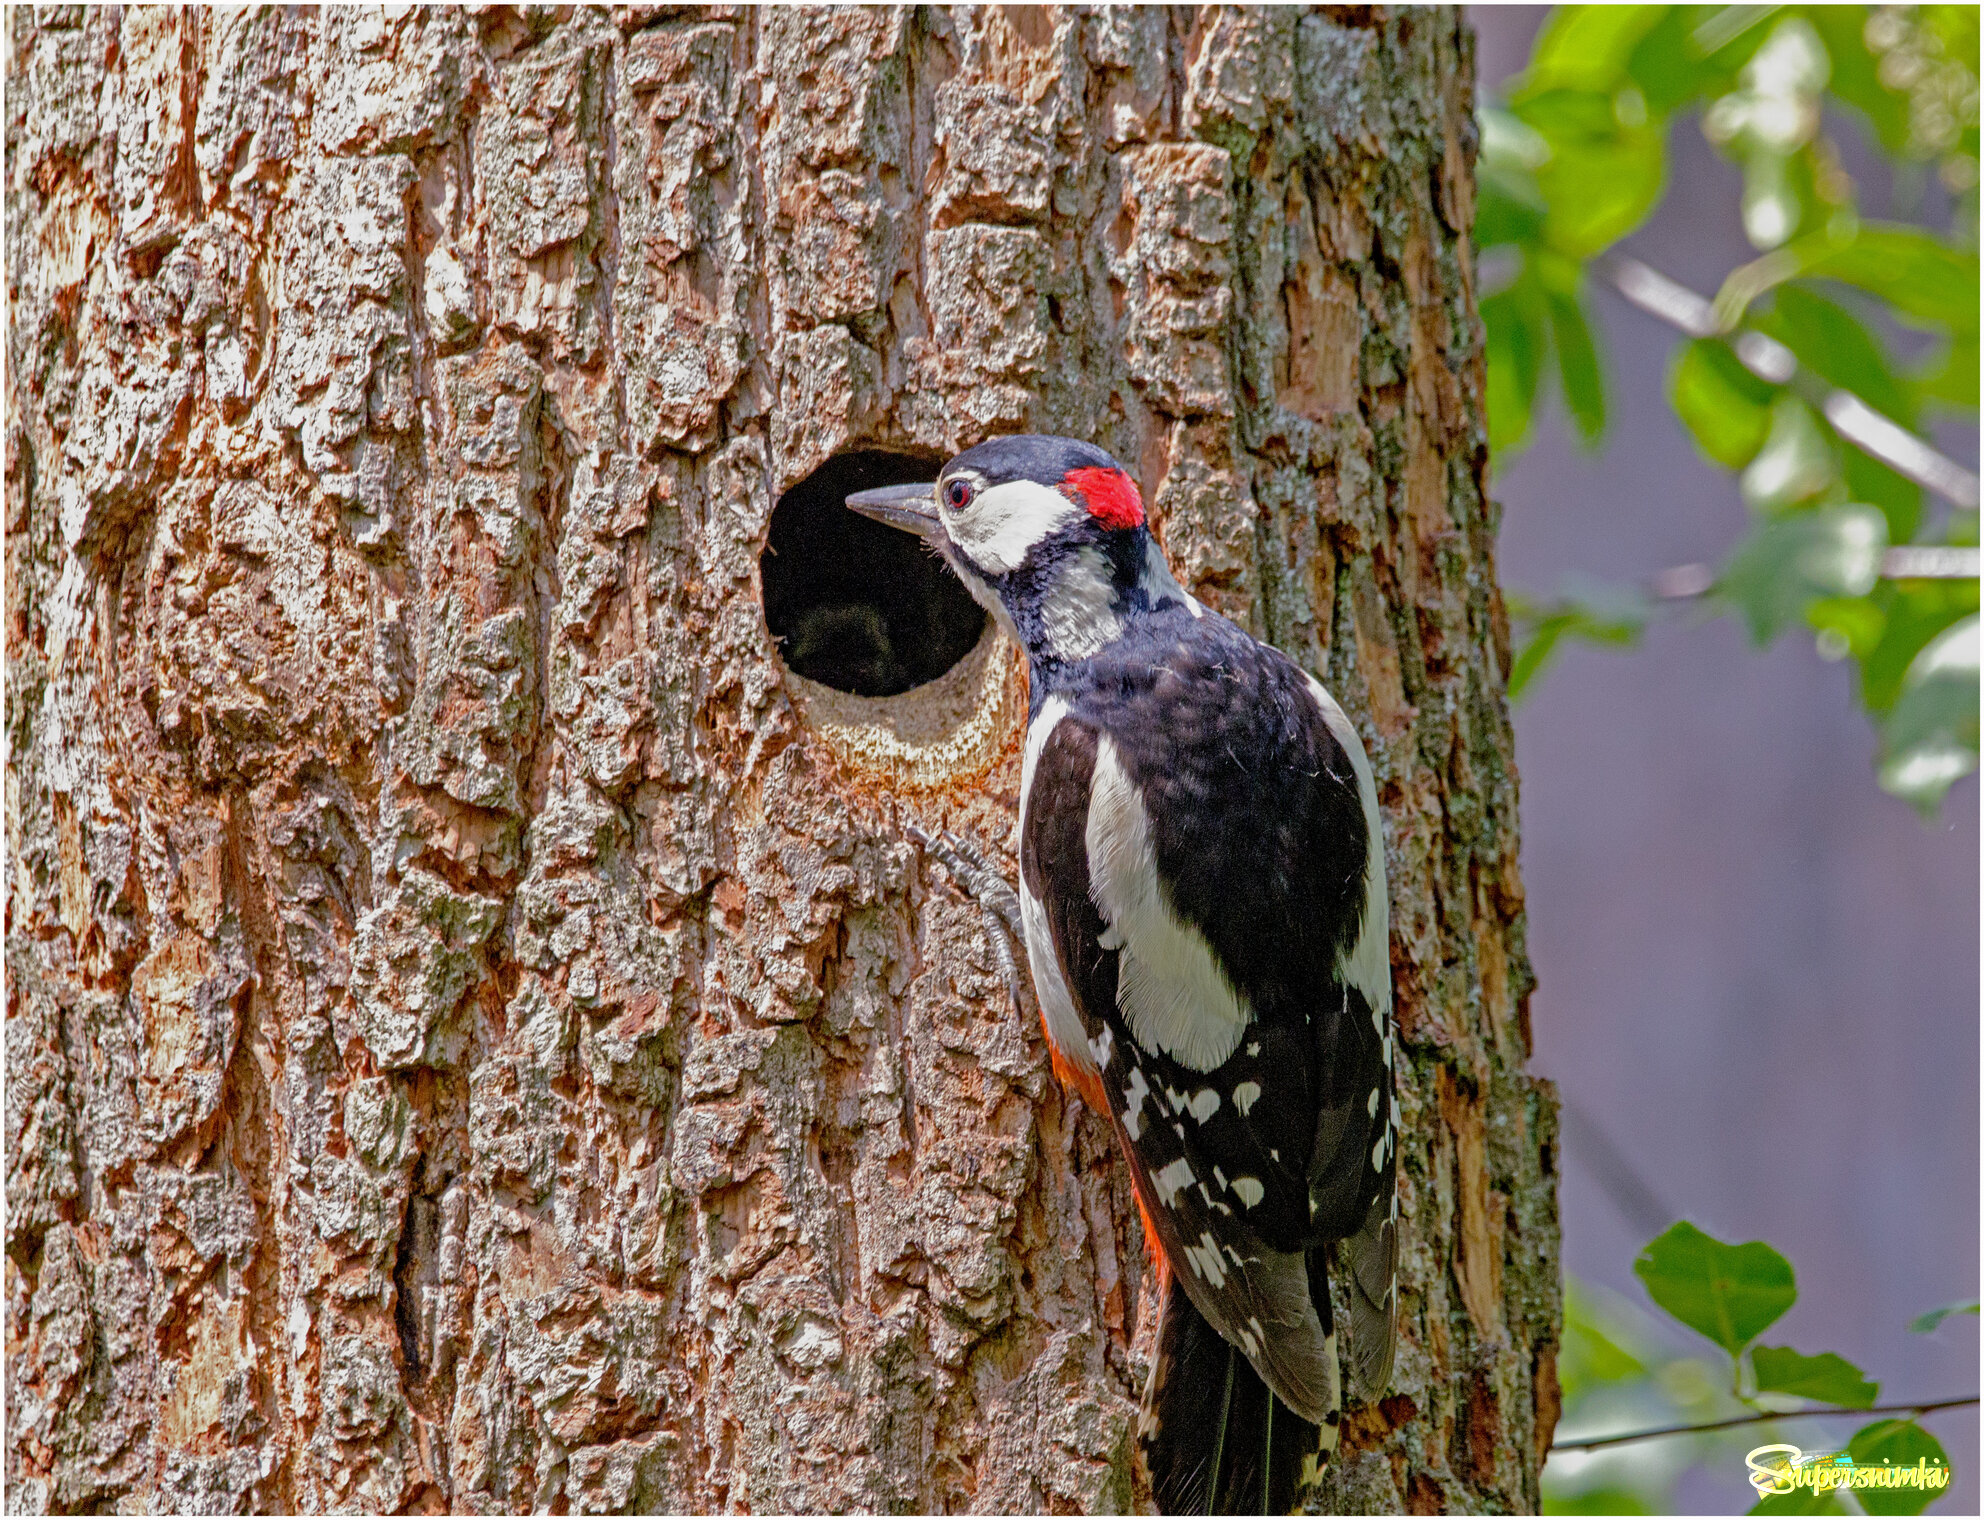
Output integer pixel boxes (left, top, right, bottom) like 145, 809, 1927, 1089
944, 478, 1082, 575
1041, 546, 1125, 661
1303, 673, 1391, 1015
1085, 735, 1252, 1071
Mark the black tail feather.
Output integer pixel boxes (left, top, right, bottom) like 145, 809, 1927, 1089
1140, 1279, 1323, 1514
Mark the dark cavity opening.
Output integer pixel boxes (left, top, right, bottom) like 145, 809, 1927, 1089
762, 450, 986, 698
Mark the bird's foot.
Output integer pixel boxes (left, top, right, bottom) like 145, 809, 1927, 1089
907, 820, 1026, 1011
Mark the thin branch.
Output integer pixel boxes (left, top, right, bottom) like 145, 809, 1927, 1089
1644, 547, 1982, 606
1596, 252, 1981, 511
1826, 394, 1981, 510
1882, 545, 1983, 578
1551, 1396, 1980, 1453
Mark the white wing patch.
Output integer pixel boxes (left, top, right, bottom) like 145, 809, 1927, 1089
1183, 1231, 1229, 1288
943, 477, 1081, 575
1121, 1065, 1151, 1139
1302, 673, 1391, 1013
1088, 1025, 1114, 1068
1017, 696, 1095, 1081
1084, 735, 1252, 1071
1153, 1157, 1196, 1206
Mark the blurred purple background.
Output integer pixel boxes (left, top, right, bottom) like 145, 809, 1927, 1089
1471, 9, 1980, 1512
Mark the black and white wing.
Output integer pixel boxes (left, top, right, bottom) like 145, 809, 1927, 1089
1016, 610, 1397, 1421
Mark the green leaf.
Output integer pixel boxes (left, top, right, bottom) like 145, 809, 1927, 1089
1802, 225, 1982, 336
1547, 285, 1608, 442
1842, 446, 1923, 546
1480, 105, 1554, 173
1625, 6, 1729, 116
1508, 578, 1652, 701
1750, 1346, 1880, 1407
1544, 134, 1668, 258
1857, 576, 1982, 714
1913, 332, 1981, 409
1484, 275, 1552, 456
1559, 1278, 1651, 1403
1477, 108, 1551, 247
1802, 4, 1913, 156
1670, 339, 1778, 467
1749, 1486, 1850, 1516
1757, 284, 1917, 426
1633, 1221, 1797, 1355
1807, 593, 1889, 664
1742, 396, 1840, 511
1508, 615, 1574, 702
1718, 504, 1889, 644
1750, 1485, 1850, 1517
1520, 4, 1669, 96
1846, 1420, 1954, 1515
1478, 173, 1549, 249
1920, 4, 1981, 75
1717, 225, 1981, 337
1518, 89, 1669, 256
1908, 1298, 1980, 1334
1548, 1484, 1658, 1515
1879, 614, 1980, 813
1692, 5, 1783, 66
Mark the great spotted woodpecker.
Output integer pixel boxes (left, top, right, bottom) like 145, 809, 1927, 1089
849, 435, 1397, 1515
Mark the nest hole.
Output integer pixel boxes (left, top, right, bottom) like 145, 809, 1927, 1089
762, 450, 985, 697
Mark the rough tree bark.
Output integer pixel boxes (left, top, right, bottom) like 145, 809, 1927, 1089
5, 7, 1559, 1514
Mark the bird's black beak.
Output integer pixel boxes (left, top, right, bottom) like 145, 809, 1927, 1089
845, 481, 942, 541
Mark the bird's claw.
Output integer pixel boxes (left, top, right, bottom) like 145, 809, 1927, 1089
907, 819, 1027, 1010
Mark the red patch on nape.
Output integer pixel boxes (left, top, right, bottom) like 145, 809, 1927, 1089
1063, 466, 1145, 531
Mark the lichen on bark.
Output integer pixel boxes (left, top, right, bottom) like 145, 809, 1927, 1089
6, 7, 1557, 1513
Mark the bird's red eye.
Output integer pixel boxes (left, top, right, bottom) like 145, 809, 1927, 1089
945, 478, 974, 510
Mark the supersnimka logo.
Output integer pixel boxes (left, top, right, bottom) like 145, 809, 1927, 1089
1746, 1442, 1952, 1498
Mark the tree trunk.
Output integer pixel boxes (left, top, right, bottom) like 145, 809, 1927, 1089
6, 6, 1558, 1513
